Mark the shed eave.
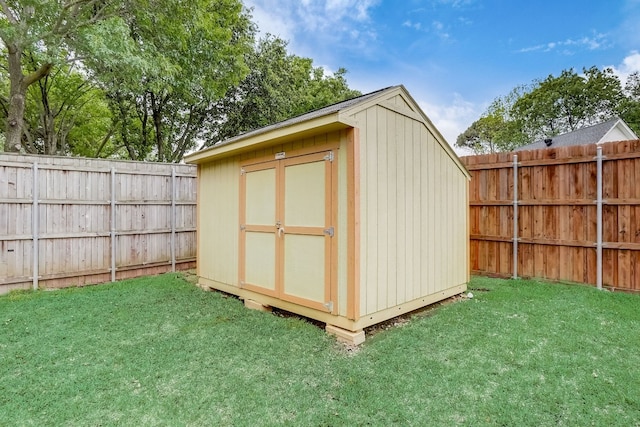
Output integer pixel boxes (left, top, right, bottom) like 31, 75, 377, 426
185, 113, 349, 164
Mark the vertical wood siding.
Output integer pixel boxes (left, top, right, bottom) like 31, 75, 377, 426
0, 154, 196, 293
461, 140, 640, 292
198, 157, 239, 286
355, 105, 469, 315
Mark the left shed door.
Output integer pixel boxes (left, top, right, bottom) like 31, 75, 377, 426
239, 160, 279, 296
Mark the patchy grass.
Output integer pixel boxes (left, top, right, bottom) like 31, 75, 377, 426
1, 274, 639, 426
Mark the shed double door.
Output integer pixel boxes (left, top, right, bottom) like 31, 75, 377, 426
239, 150, 335, 313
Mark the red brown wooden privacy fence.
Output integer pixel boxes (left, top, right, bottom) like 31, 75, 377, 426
460, 139, 640, 292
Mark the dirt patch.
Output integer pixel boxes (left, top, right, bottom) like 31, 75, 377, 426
364, 292, 467, 338
180, 269, 199, 285
271, 307, 327, 329
271, 292, 468, 345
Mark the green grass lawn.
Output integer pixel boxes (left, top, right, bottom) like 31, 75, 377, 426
1, 274, 639, 426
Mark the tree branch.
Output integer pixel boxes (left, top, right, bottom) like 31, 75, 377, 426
0, 0, 18, 25
22, 63, 53, 89
94, 125, 115, 157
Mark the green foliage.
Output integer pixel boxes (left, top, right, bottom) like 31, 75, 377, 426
456, 114, 503, 154
1, 274, 639, 425
23, 63, 117, 156
619, 71, 640, 135
0, 1, 360, 160
0, 0, 135, 152
210, 35, 361, 145
458, 67, 628, 153
457, 86, 529, 154
513, 67, 624, 141
456, 113, 526, 154
96, 0, 256, 162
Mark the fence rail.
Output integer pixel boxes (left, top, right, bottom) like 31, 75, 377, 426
460, 140, 640, 292
0, 153, 197, 294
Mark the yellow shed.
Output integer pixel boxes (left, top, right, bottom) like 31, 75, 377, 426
185, 85, 470, 344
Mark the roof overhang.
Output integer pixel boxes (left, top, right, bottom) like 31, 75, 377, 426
185, 113, 352, 164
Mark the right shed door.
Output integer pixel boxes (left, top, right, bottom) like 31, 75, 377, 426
239, 150, 335, 313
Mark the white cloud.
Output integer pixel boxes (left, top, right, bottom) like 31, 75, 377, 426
431, 20, 450, 40
606, 51, 640, 84
244, 1, 296, 40
402, 20, 422, 31
434, 0, 475, 8
517, 33, 608, 54
329, 0, 378, 21
418, 93, 483, 155
245, 0, 379, 37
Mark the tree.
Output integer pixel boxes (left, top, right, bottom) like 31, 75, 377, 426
619, 71, 640, 135
0, 51, 116, 156
210, 35, 361, 145
456, 87, 528, 154
456, 114, 505, 154
0, 0, 132, 152
99, 0, 255, 162
0, 1, 359, 161
457, 66, 626, 152
20, 60, 115, 155
513, 67, 623, 141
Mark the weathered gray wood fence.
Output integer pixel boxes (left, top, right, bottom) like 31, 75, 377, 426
0, 153, 197, 294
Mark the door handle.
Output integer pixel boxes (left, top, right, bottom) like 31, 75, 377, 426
278, 227, 285, 237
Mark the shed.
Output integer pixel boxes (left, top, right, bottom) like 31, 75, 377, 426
185, 85, 470, 344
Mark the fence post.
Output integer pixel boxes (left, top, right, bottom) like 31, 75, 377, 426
110, 168, 116, 282
32, 163, 39, 290
512, 154, 519, 280
596, 146, 603, 290
171, 167, 176, 272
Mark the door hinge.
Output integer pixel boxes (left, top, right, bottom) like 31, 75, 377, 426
324, 151, 334, 162
323, 301, 334, 312
240, 168, 245, 175
323, 227, 334, 237
240, 224, 246, 231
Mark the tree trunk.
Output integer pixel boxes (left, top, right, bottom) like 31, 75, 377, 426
4, 43, 53, 152
5, 47, 25, 152
150, 92, 165, 162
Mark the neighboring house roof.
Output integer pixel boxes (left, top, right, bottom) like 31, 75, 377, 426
515, 117, 638, 151
185, 85, 469, 177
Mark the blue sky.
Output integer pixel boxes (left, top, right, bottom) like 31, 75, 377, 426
243, 0, 640, 151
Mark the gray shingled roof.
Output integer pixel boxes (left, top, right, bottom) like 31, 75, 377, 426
212, 86, 398, 148
515, 117, 622, 151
